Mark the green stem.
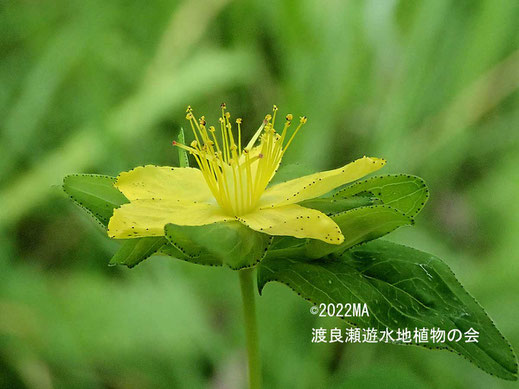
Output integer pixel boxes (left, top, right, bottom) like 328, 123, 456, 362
238, 267, 262, 389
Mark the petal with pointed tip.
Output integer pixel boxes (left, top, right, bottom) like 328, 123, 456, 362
237, 204, 344, 244
259, 156, 386, 208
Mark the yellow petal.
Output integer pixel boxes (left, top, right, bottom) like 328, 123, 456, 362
107, 199, 230, 239
259, 156, 386, 208
236, 204, 344, 244
115, 165, 213, 202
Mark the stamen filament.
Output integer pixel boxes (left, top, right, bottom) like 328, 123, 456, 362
174, 105, 306, 216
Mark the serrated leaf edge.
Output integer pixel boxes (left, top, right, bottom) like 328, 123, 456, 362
258, 241, 518, 380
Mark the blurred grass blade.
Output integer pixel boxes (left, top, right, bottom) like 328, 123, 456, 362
0, 49, 257, 229
3, 23, 87, 160
147, 0, 230, 75
258, 240, 518, 381
335, 174, 429, 217
62, 174, 128, 227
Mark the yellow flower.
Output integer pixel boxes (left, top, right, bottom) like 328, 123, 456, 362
107, 105, 386, 244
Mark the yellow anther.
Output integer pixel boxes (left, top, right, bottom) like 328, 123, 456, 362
300, 116, 307, 124
220, 102, 226, 109
181, 105, 306, 216
186, 105, 192, 113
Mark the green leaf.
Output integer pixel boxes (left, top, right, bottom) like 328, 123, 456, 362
267, 195, 381, 252
305, 205, 413, 259
165, 221, 271, 270
62, 174, 128, 227
258, 240, 518, 380
299, 195, 379, 216
159, 243, 222, 267
109, 237, 167, 268
335, 174, 429, 217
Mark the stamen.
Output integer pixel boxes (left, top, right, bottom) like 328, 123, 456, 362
180, 105, 306, 216
236, 118, 242, 155
283, 116, 307, 152
272, 105, 278, 127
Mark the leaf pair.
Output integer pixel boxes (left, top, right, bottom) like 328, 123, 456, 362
302, 174, 429, 258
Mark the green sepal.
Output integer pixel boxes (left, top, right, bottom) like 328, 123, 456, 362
159, 243, 222, 267
62, 174, 128, 227
109, 237, 167, 268
177, 127, 189, 168
164, 221, 272, 270
335, 174, 429, 217
258, 240, 518, 381
305, 205, 413, 259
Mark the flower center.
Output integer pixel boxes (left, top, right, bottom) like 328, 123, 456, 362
173, 104, 306, 216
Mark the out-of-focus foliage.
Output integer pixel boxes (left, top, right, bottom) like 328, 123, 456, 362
1, 0, 518, 388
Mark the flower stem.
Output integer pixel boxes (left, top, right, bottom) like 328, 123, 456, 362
238, 267, 262, 389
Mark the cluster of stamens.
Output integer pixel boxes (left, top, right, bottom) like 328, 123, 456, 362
172, 104, 307, 216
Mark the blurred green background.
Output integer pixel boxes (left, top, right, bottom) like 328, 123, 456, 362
1, 0, 518, 388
